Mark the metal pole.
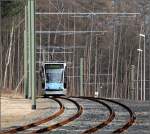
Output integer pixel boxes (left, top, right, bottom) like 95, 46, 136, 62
28, 0, 32, 99
24, 5, 28, 98
140, 52, 143, 100
137, 32, 143, 100
80, 58, 84, 96
111, 23, 115, 98
94, 36, 98, 98
131, 65, 135, 100
30, 0, 36, 109
24, 30, 28, 98
143, 36, 146, 101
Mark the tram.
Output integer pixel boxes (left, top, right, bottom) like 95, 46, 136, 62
41, 62, 67, 96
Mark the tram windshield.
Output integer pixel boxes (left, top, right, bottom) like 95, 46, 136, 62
46, 69, 63, 83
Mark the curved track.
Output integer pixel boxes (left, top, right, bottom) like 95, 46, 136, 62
97, 97, 136, 133
31, 97, 83, 133
72, 96, 136, 134
81, 98, 115, 134
1, 96, 135, 134
0, 97, 64, 134
101, 98, 136, 133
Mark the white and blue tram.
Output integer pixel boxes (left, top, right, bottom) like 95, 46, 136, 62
41, 62, 67, 96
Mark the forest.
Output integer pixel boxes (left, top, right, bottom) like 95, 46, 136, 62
0, 0, 150, 100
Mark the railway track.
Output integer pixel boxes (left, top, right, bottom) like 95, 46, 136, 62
72, 96, 136, 134
0, 96, 135, 134
0, 97, 83, 134
31, 97, 83, 133
81, 98, 115, 134
100, 98, 136, 133
0, 97, 64, 134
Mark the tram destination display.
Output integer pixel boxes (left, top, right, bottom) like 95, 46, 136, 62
45, 64, 64, 69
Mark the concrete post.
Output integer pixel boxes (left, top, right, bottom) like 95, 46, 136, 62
80, 58, 84, 96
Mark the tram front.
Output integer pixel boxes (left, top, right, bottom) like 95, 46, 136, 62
42, 63, 66, 96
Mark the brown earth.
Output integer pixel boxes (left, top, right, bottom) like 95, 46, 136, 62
0, 95, 33, 128
0, 92, 57, 129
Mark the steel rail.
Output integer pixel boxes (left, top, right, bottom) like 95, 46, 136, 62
0, 97, 64, 134
81, 97, 115, 133
31, 97, 83, 133
103, 98, 136, 133
72, 96, 136, 133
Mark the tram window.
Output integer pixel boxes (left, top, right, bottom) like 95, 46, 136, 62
46, 69, 63, 83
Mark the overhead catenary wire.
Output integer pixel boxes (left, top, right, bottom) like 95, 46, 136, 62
35, 30, 108, 34
34, 0, 145, 100
36, 12, 141, 15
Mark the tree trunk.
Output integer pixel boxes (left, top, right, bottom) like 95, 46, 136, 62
3, 23, 14, 88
